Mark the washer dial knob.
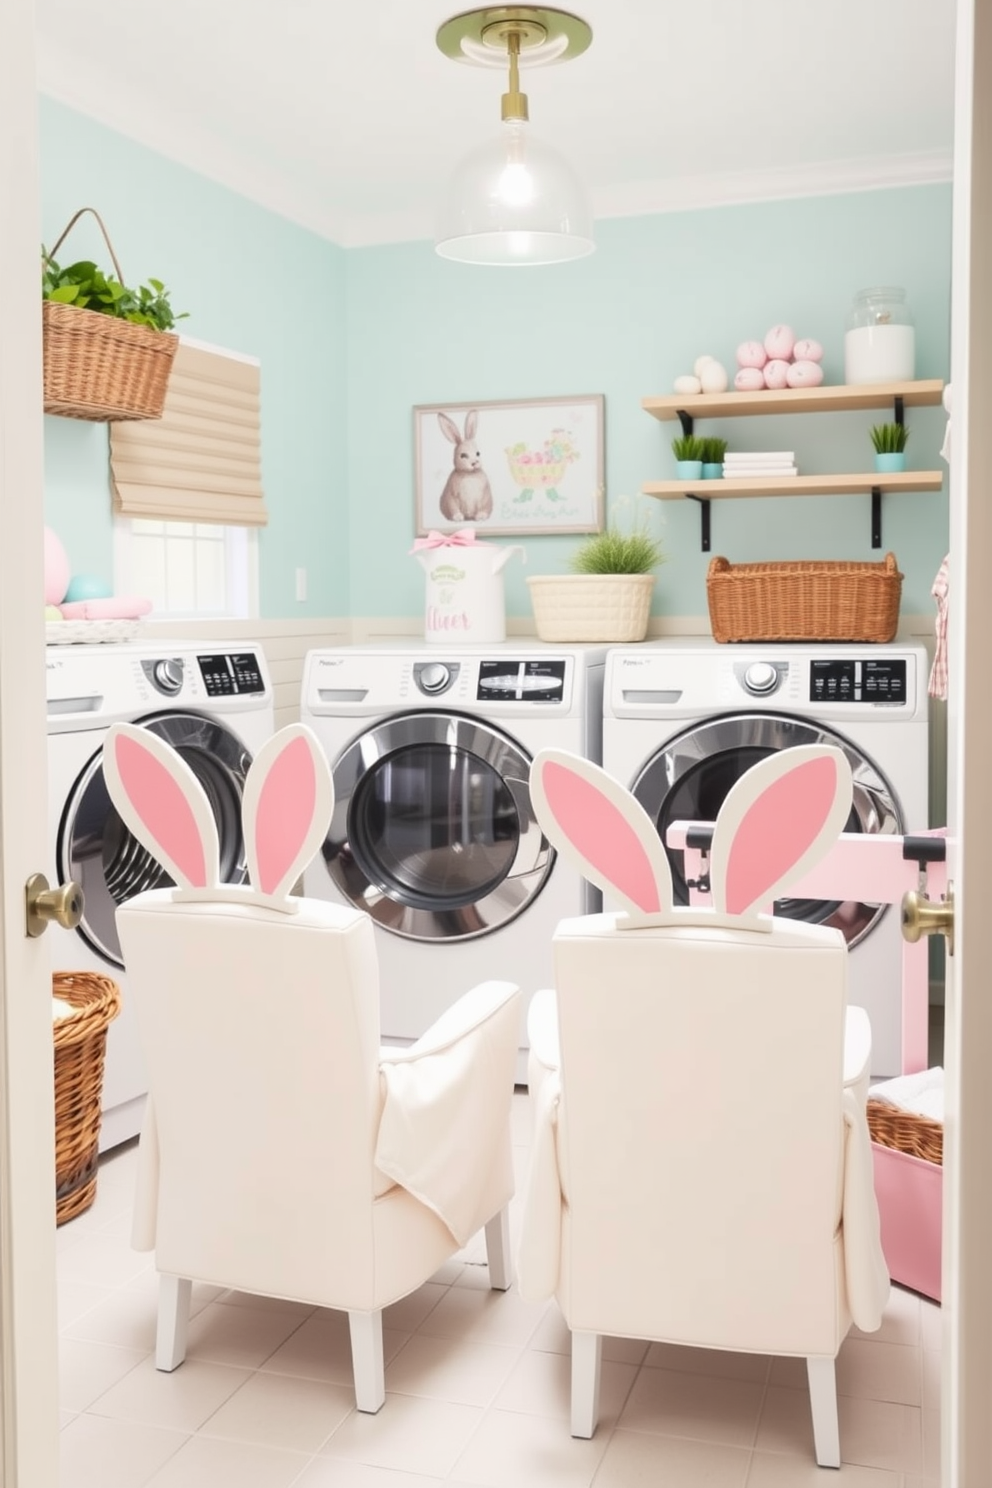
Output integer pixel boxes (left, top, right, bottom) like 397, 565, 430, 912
419, 662, 451, 695
152, 658, 184, 695
743, 662, 779, 695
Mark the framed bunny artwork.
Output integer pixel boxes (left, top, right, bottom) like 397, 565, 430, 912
413, 394, 605, 537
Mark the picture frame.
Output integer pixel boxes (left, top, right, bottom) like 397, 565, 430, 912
414, 394, 605, 537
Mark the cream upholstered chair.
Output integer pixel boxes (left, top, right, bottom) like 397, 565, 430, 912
518, 746, 889, 1467
102, 720, 521, 1414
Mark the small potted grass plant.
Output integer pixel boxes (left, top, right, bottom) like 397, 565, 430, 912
672, 433, 705, 480
700, 436, 728, 480
870, 422, 909, 473
527, 500, 666, 643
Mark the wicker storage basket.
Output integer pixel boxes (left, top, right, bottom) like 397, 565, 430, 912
867, 1098, 943, 1166
528, 573, 655, 643
706, 552, 903, 643
42, 208, 178, 422
53, 971, 121, 1225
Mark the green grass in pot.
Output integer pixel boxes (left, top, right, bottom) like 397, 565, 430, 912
42, 252, 187, 332
869, 422, 909, 454
700, 436, 728, 464
569, 520, 666, 576
671, 433, 705, 462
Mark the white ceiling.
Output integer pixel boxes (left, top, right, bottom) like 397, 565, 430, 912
34, 1, 957, 249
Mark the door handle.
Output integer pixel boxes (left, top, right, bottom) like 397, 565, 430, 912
25, 873, 84, 938
901, 880, 954, 957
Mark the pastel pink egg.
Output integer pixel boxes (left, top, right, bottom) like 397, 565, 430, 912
764, 324, 796, 360
736, 340, 767, 369
763, 359, 791, 389
43, 527, 71, 605
786, 359, 825, 388
734, 366, 766, 391
793, 338, 824, 362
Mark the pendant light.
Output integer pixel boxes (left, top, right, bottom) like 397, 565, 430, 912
435, 6, 594, 267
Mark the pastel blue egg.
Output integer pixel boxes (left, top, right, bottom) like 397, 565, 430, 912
63, 573, 113, 603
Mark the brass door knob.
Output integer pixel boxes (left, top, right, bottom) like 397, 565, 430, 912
901, 881, 955, 957
25, 873, 84, 938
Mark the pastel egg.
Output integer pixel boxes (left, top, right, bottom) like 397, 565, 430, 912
734, 366, 766, 391
699, 361, 729, 393
736, 340, 767, 369
44, 604, 63, 621
43, 527, 71, 605
763, 359, 791, 389
786, 359, 825, 388
63, 573, 113, 604
764, 324, 796, 360
693, 354, 717, 377
793, 338, 823, 363
673, 374, 702, 395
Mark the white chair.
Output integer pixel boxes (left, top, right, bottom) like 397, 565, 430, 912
518, 745, 890, 1466
103, 720, 521, 1414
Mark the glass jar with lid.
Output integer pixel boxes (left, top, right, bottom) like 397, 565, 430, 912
844, 287, 915, 385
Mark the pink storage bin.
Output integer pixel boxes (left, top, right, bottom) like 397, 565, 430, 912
871, 1141, 942, 1302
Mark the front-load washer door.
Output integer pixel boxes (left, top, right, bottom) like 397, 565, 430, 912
632, 712, 901, 947
322, 711, 552, 941
58, 711, 252, 968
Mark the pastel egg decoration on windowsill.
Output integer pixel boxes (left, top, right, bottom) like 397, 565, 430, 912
63, 573, 113, 605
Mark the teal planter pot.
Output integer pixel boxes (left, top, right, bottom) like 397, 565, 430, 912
675, 460, 703, 481
702, 463, 724, 480
874, 451, 906, 473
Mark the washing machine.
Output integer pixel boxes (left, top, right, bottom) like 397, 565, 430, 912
47, 640, 275, 1150
300, 644, 606, 1063
603, 639, 929, 1077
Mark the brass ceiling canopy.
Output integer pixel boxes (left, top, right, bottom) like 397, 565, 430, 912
435, 7, 593, 69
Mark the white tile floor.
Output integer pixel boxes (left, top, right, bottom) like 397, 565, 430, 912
57, 1092, 942, 1487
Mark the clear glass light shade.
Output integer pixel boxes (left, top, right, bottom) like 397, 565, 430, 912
435, 119, 595, 266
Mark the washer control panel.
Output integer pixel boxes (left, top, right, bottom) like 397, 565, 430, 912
141, 656, 186, 696
197, 652, 266, 697
414, 661, 460, 696
736, 660, 787, 697
810, 658, 907, 704
476, 659, 567, 702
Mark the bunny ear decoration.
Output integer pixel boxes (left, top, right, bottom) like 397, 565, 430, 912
708, 745, 853, 921
241, 724, 334, 909
103, 723, 220, 892
530, 749, 673, 921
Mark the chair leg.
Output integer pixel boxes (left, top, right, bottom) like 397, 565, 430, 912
806, 1355, 841, 1468
485, 1206, 513, 1291
571, 1330, 603, 1439
348, 1309, 385, 1413
156, 1275, 192, 1372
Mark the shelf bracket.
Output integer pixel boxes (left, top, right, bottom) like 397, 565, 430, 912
686, 493, 711, 552
893, 395, 905, 427
677, 409, 694, 438
871, 486, 882, 548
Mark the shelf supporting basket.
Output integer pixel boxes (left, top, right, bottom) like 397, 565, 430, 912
686, 493, 711, 551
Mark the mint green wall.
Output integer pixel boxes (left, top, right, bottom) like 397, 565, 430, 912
347, 185, 951, 622
39, 97, 348, 617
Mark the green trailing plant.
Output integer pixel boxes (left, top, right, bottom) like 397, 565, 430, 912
568, 507, 666, 576
700, 436, 728, 464
671, 433, 705, 462
869, 422, 909, 454
41, 251, 187, 332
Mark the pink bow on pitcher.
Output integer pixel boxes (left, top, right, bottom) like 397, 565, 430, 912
410, 529, 480, 553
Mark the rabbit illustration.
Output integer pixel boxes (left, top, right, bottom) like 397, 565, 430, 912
530, 744, 853, 932
102, 721, 334, 915
438, 410, 494, 522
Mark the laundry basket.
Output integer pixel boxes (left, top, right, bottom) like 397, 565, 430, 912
867, 1095, 943, 1302
53, 971, 121, 1224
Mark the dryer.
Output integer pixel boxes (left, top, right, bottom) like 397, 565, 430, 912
300, 644, 606, 1063
603, 639, 929, 1076
47, 641, 275, 1149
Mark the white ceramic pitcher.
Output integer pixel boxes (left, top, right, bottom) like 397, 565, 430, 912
412, 531, 525, 644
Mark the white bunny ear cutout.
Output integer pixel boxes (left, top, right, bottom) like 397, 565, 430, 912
708, 745, 853, 922
103, 722, 220, 893
241, 724, 334, 912
530, 748, 674, 923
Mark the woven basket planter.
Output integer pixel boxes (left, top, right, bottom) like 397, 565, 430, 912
528, 574, 655, 643
706, 553, 902, 643
867, 1099, 943, 1166
53, 971, 121, 1224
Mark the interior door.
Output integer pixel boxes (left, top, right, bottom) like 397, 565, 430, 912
0, 2, 61, 1482
940, 1, 992, 1481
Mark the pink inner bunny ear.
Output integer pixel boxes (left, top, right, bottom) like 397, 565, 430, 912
542, 761, 664, 915
252, 735, 317, 897
724, 754, 842, 916
113, 732, 209, 888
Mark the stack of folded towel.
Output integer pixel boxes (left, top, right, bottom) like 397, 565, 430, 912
723, 451, 798, 478
868, 1066, 944, 1123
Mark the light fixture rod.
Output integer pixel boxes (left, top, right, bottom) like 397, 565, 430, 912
501, 30, 529, 121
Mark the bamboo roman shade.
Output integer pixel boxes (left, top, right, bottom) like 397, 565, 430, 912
110, 342, 268, 526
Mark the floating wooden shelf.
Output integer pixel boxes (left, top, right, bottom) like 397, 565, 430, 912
643, 471, 946, 500
642, 379, 945, 423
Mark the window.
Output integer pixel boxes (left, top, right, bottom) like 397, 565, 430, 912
114, 519, 258, 619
